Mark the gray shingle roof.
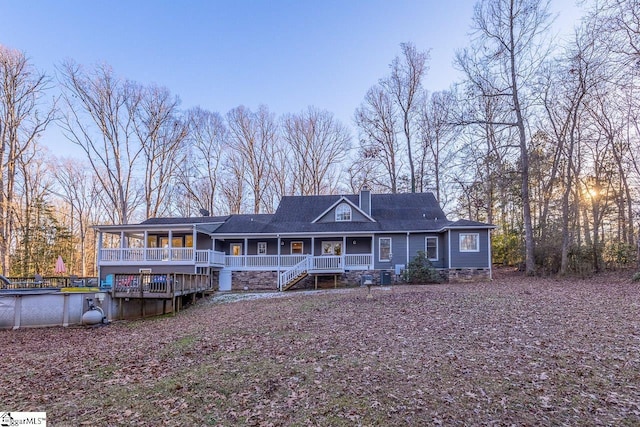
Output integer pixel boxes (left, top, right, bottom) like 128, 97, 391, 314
141, 215, 230, 225
137, 193, 493, 235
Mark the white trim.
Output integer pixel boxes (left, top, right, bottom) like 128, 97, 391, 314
447, 230, 451, 269
379, 237, 392, 262
459, 233, 480, 252
291, 241, 304, 254
425, 236, 438, 261
311, 196, 376, 223
406, 232, 410, 264
488, 229, 493, 280
321, 241, 342, 255
335, 203, 352, 222
230, 243, 243, 256
257, 241, 267, 255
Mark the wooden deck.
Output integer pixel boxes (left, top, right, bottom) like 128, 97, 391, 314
112, 273, 213, 299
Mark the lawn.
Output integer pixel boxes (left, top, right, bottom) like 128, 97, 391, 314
2, 270, 640, 426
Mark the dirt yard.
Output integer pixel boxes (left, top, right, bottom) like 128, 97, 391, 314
2, 269, 640, 426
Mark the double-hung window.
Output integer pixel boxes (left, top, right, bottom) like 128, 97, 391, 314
379, 237, 392, 262
426, 237, 438, 261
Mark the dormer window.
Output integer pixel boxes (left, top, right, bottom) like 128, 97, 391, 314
335, 203, 352, 222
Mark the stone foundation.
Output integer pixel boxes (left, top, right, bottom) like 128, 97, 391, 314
445, 268, 492, 283
225, 268, 493, 291
231, 271, 279, 291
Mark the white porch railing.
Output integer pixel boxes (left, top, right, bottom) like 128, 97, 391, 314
344, 254, 373, 270
100, 248, 224, 266
311, 255, 342, 270
224, 254, 308, 270
279, 256, 312, 291
99, 249, 372, 271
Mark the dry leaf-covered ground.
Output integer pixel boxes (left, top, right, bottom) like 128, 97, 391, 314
2, 269, 640, 426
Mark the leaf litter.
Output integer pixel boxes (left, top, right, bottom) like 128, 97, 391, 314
1, 269, 640, 425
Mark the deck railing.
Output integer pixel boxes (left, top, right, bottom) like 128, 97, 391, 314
312, 255, 342, 270
100, 248, 224, 265
99, 249, 372, 270
112, 273, 212, 297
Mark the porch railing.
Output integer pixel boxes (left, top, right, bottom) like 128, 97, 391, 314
100, 248, 224, 265
312, 255, 342, 270
99, 249, 372, 270
279, 256, 312, 291
224, 254, 308, 269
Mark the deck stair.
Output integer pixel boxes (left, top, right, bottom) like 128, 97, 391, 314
280, 256, 312, 291
282, 272, 309, 291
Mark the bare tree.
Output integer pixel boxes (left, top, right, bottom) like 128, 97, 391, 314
0, 45, 55, 274
226, 105, 277, 214
53, 158, 101, 276
282, 106, 351, 196
133, 84, 188, 218
58, 61, 143, 224
456, 0, 553, 276
417, 89, 459, 206
381, 42, 430, 193
219, 150, 246, 215
180, 107, 228, 216
354, 85, 403, 193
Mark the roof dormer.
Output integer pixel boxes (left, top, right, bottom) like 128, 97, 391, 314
312, 196, 375, 224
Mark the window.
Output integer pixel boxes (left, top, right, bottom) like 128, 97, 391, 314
459, 233, 480, 252
322, 241, 342, 255
379, 237, 392, 262
426, 237, 438, 261
257, 242, 267, 255
291, 241, 304, 254
335, 203, 352, 222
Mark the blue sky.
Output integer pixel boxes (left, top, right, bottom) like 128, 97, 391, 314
1, 0, 583, 155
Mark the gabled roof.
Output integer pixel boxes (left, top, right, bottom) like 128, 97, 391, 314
95, 192, 494, 235
311, 196, 375, 223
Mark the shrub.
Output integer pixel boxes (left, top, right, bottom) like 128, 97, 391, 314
403, 251, 442, 284
632, 272, 640, 282
604, 241, 638, 270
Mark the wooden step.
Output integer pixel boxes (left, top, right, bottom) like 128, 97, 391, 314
282, 272, 308, 291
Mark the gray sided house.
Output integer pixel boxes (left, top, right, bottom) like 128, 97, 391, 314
94, 189, 495, 292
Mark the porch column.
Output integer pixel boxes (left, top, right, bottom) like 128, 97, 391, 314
168, 230, 173, 262
342, 236, 346, 268
144, 231, 148, 261
277, 236, 281, 268
311, 237, 315, 256
277, 235, 281, 291
371, 236, 375, 269
212, 237, 218, 267
488, 229, 493, 280
192, 225, 197, 261
97, 231, 103, 281
244, 238, 248, 255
